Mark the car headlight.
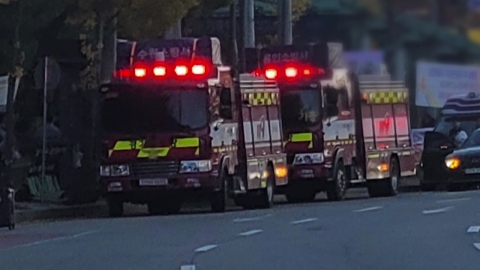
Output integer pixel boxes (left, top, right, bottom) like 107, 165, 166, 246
445, 157, 461, 170
179, 160, 212, 173
293, 153, 324, 165
100, 165, 130, 176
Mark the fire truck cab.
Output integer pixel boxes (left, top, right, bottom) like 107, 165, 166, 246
99, 38, 287, 216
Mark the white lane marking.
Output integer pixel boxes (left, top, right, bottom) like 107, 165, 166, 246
474, 243, 480, 251
239, 229, 263, 236
194, 245, 217, 253
436, 197, 471, 203
180, 265, 196, 270
422, 206, 454, 215
7, 230, 98, 250
467, 226, 480, 233
291, 218, 318, 225
354, 206, 383, 213
233, 214, 271, 223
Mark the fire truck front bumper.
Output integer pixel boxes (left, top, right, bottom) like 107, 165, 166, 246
102, 172, 219, 196
287, 164, 329, 182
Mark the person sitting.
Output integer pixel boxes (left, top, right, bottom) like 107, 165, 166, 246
449, 121, 468, 148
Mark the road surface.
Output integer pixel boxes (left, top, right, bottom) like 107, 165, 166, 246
2, 189, 480, 270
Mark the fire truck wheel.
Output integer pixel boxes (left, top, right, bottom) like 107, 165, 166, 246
211, 169, 229, 213
326, 161, 347, 201
367, 157, 400, 197
257, 165, 275, 208
107, 195, 124, 217
386, 157, 400, 196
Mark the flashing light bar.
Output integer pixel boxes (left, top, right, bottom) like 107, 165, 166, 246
255, 63, 325, 81
114, 61, 211, 80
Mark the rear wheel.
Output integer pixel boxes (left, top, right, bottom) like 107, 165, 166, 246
326, 161, 347, 201
211, 169, 229, 213
367, 157, 400, 197
257, 165, 275, 208
107, 195, 124, 217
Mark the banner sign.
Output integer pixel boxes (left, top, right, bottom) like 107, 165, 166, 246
133, 38, 213, 63
416, 61, 480, 108
258, 44, 329, 68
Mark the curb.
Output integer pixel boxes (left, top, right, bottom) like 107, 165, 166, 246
15, 202, 107, 224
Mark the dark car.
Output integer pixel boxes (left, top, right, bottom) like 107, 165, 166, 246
442, 129, 480, 190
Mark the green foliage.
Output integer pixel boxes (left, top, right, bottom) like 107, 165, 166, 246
0, 0, 75, 74
359, 0, 382, 16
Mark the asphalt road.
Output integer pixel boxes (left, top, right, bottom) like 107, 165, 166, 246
2, 188, 480, 270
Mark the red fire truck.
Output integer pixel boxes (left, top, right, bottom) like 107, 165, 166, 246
250, 45, 417, 200
99, 38, 288, 217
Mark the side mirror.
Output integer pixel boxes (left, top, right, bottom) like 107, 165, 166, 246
219, 87, 233, 119
212, 119, 224, 131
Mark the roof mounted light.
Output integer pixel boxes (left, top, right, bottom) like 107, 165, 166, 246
175, 65, 188, 76
192, 64, 206, 75
134, 67, 147, 78
153, 65, 167, 76
265, 68, 278, 79
285, 67, 298, 78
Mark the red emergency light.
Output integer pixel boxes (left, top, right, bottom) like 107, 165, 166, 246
257, 63, 324, 81
114, 60, 211, 81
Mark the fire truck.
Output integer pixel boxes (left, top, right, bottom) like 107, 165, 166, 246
249, 44, 417, 200
99, 38, 288, 217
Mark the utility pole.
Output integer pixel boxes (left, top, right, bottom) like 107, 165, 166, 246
277, 0, 292, 45
230, 0, 247, 182
3, 0, 22, 189
244, 0, 255, 48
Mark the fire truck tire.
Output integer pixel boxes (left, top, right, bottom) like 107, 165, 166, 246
385, 157, 400, 196
326, 161, 347, 201
107, 195, 124, 217
367, 157, 400, 197
259, 165, 275, 208
211, 169, 229, 213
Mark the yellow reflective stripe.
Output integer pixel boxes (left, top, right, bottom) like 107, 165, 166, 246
289, 133, 313, 148
113, 140, 144, 150
245, 92, 279, 105
137, 147, 170, 158
175, 137, 199, 148
366, 91, 408, 104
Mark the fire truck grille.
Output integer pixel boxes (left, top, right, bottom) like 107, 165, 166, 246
131, 161, 179, 177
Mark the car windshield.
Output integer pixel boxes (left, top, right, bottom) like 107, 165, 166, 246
280, 89, 321, 129
462, 129, 480, 148
101, 87, 209, 134
433, 117, 479, 138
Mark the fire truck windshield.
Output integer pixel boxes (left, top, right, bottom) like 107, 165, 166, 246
280, 89, 322, 129
101, 87, 209, 134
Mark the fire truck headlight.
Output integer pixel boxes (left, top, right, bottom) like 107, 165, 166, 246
293, 153, 324, 165
100, 166, 111, 176
111, 165, 130, 176
180, 160, 212, 173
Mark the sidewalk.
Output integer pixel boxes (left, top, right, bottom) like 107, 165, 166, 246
15, 200, 107, 224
